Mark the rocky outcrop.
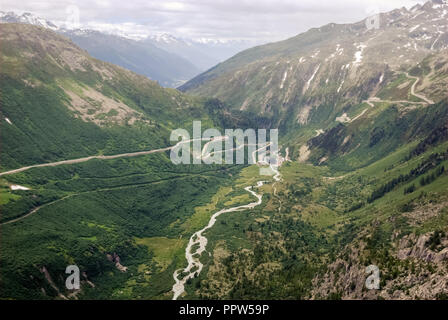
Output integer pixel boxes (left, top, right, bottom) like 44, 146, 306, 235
40, 266, 68, 300
107, 253, 128, 272
312, 230, 448, 300
397, 233, 448, 263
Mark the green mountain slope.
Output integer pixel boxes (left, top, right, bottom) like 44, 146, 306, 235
0, 24, 250, 300
171, 1, 448, 300
180, 1, 448, 169
1, 3, 448, 301
0, 11, 202, 88
60, 30, 201, 88
0, 24, 276, 300
180, 1, 448, 135
0, 23, 210, 171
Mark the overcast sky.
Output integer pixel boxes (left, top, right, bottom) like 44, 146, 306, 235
1, 0, 427, 42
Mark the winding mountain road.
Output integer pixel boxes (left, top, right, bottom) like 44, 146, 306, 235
0, 138, 208, 177
406, 72, 434, 105
2, 131, 284, 299
362, 73, 434, 108
0, 174, 199, 226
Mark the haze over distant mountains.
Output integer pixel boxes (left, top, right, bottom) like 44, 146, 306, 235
0, 11, 254, 87
144, 33, 255, 72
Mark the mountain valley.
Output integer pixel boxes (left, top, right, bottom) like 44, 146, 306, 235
1, 0, 448, 300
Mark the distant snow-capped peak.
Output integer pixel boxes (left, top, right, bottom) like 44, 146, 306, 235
148, 33, 181, 44
147, 33, 253, 47
0, 11, 58, 30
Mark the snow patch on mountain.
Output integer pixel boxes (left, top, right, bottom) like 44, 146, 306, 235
280, 70, 288, 89
336, 113, 351, 123
0, 11, 58, 30
353, 43, 367, 66
303, 64, 320, 93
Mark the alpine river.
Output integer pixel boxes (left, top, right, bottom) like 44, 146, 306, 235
172, 180, 267, 300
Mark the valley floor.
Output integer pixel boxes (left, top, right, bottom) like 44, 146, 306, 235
1, 138, 447, 300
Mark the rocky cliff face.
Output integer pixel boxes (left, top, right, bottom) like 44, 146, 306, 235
312, 228, 448, 300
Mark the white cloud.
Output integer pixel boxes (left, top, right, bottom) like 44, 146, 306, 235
0, 0, 427, 42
